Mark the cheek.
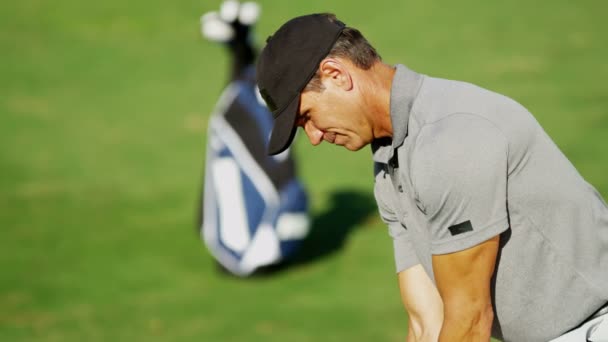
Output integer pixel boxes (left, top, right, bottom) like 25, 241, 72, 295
312, 94, 354, 128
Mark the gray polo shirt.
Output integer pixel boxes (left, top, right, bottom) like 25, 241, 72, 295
373, 64, 608, 341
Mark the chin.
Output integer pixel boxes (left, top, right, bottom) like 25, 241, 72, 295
336, 135, 369, 151
343, 142, 366, 151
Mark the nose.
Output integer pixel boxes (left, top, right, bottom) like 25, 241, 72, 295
303, 121, 324, 146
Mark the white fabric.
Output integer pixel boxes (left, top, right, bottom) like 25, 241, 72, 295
550, 312, 608, 342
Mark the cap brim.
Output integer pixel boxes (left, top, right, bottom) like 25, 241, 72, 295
267, 95, 299, 155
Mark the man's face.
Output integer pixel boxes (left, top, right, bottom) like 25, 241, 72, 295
296, 77, 372, 151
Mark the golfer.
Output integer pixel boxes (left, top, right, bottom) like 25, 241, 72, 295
256, 13, 608, 342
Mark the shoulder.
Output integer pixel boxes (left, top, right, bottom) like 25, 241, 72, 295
413, 112, 508, 163
410, 113, 509, 204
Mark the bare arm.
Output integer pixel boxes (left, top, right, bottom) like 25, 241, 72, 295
398, 264, 444, 342
432, 236, 500, 342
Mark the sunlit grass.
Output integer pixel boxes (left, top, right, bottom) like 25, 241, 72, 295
1, 0, 606, 341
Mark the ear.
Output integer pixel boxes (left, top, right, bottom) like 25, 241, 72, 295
318, 58, 353, 91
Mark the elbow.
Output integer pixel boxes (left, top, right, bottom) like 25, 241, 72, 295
443, 301, 494, 339
473, 304, 494, 333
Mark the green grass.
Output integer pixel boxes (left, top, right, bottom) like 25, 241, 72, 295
1, 0, 607, 341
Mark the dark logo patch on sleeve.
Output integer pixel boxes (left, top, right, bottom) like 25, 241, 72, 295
448, 220, 473, 236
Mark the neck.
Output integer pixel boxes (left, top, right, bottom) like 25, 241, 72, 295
362, 62, 396, 140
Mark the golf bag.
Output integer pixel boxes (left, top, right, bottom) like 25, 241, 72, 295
198, 1, 310, 276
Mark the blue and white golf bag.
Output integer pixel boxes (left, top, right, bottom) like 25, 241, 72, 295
201, 67, 310, 276
199, 1, 310, 276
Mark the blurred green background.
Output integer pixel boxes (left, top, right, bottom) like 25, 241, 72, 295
1, 0, 606, 341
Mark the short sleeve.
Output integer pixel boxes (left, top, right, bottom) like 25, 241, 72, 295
412, 114, 510, 255
374, 163, 420, 272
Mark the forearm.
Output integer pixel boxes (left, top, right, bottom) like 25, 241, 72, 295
406, 319, 417, 342
399, 265, 443, 342
407, 316, 441, 342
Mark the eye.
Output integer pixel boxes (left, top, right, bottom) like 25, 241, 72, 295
296, 111, 310, 127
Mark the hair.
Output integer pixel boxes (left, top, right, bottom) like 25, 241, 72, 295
304, 14, 382, 92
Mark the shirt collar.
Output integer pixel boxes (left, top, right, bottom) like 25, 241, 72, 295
372, 64, 423, 164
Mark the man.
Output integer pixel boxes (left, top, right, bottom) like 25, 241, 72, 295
255, 13, 608, 341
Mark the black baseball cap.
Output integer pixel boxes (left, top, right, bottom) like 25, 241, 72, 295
256, 14, 346, 155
